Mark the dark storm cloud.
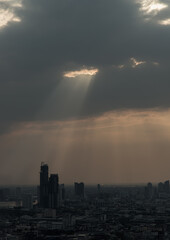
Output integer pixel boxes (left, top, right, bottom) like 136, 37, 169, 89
83, 64, 170, 116
0, 0, 170, 126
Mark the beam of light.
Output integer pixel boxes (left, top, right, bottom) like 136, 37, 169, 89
4, 109, 170, 184
64, 68, 98, 78
159, 18, 170, 25
0, 0, 22, 29
34, 67, 99, 180
139, 0, 168, 15
37, 67, 99, 132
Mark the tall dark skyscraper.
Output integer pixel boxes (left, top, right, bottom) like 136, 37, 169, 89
60, 184, 65, 202
39, 163, 59, 209
74, 182, 84, 198
48, 174, 59, 209
40, 163, 49, 208
164, 180, 169, 193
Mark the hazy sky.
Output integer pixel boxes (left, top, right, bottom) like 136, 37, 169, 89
1, 0, 170, 185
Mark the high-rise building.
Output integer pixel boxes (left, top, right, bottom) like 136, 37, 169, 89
164, 180, 169, 193
0, 188, 10, 201
22, 194, 33, 209
40, 162, 49, 208
97, 184, 101, 194
39, 163, 60, 209
60, 184, 65, 201
59, 184, 65, 206
74, 182, 84, 198
158, 182, 164, 193
48, 174, 59, 209
145, 182, 153, 199
16, 187, 22, 200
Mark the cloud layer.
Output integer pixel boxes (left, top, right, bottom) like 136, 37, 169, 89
0, 0, 170, 126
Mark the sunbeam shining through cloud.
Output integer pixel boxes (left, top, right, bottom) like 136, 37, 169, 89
2, 109, 170, 184
64, 68, 98, 78
1, 0, 170, 186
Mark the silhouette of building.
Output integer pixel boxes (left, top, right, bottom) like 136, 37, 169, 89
59, 184, 65, 205
74, 182, 84, 198
97, 184, 101, 194
40, 163, 49, 208
39, 163, 60, 209
164, 180, 169, 193
22, 194, 33, 209
158, 182, 164, 193
48, 174, 59, 209
16, 187, 22, 200
0, 188, 10, 201
145, 182, 153, 199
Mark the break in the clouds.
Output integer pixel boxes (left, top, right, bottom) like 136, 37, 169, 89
139, 0, 168, 15
0, 0, 22, 28
138, 0, 170, 24
64, 68, 98, 78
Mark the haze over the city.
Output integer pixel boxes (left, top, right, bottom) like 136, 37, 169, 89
0, 0, 170, 185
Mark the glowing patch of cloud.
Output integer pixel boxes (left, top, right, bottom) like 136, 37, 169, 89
117, 65, 125, 69
139, 0, 168, 15
0, 9, 13, 28
159, 18, 170, 25
113, 64, 125, 69
0, 0, 22, 29
64, 68, 98, 78
152, 61, 159, 66
130, 58, 159, 68
130, 58, 146, 68
13, 17, 21, 22
113, 59, 159, 70
11, 2, 22, 8
0, 0, 22, 7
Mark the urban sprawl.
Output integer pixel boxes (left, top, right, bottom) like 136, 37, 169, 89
0, 163, 170, 239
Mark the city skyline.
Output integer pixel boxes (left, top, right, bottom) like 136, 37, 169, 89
1, 0, 170, 185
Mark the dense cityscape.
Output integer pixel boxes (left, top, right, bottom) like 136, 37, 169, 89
0, 163, 170, 239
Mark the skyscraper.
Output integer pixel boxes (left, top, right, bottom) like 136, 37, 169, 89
48, 174, 59, 209
22, 194, 33, 209
97, 184, 101, 194
40, 162, 49, 208
59, 184, 65, 206
74, 182, 84, 198
145, 182, 153, 199
164, 180, 170, 193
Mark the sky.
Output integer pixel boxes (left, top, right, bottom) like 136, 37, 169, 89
0, 0, 170, 185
